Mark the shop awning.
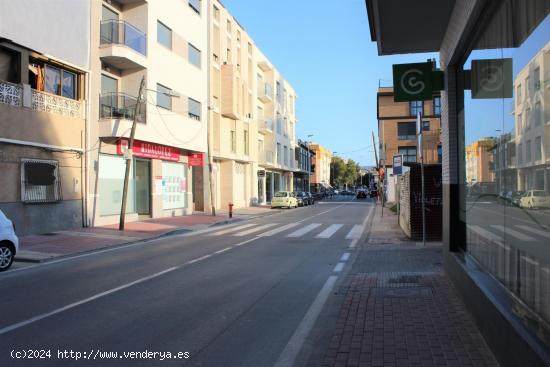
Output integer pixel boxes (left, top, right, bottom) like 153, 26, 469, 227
365, 0, 456, 55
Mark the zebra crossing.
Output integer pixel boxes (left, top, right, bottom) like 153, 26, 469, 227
467, 223, 550, 243
208, 222, 363, 240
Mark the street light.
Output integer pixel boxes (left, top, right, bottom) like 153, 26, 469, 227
332, 151, 338, 189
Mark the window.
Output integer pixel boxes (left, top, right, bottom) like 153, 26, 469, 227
516, 84, 522, 105
276, 114, 282, 134
188, 43, 201, 68
284, 117, 288, 136
188, 98, 201, 121
230, 130, 236, 153
518, 143, 523, 164
277, 143, 282, 164
0, 47, 19, 83
248, 42, 252, 55
188, 0, 200, 14
397, 122, 416, 140
433, 96, 441, 115
525, 76, 530, 96
236, 30, 241, 44
226, 48, 232, 63
437, 145, 442, 164
398, 146, 417, 163
284, 146, 288, 166
422, 120, 430, 131
534, 102, 541, 126
157, 83, 172, 110
157, 21, 172, 49
534, 67, 541, 90
276, 81, 282, 103
226, 19, 231, 33
525, 108, 531, 130
535, 136, 542, 161
526, 140, 532, 162
213, 5, 219, 21
409, 100, 423, 116
21, 159, 61, 203
44, 65, 78, 99
516, 113, 522, 135
244, 130, 249, 155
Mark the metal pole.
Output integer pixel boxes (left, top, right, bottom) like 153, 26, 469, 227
418, 111, 426, 246
119, 76, 146, 230
206, 0, 216, 216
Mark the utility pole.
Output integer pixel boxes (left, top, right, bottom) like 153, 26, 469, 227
119, 76, 146, 231
206, 0, 216, 216
417, 111, 426, 247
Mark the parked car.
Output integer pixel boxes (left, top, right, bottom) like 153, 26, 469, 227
295, 192, 309, 207
0, 209, 19, 272
519, 190, 550, 209
356, 190, 367, 199
306, 192, 315, 205
511, 191, 525, 207
271, 191, 298, 209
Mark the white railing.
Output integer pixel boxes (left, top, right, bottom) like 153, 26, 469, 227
0, 80, 23, 107
32, 89, 82, 119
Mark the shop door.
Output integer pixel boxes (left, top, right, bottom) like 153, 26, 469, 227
135, 159, 150, 215
266, 173, 272, 202
235, 163, 245, 205
258, 176, 265, 204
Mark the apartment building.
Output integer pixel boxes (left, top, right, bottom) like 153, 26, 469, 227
514, 41, 550, 192
88, 0, 208, 226
465, 138, 496, 184
209, 0, 298, 208
309, 143, 332, 192
0, 1, 89, 235
293, 140, 315, 192
377, 87, 442, 171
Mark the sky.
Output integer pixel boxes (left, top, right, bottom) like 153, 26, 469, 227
222, 0, 437, 167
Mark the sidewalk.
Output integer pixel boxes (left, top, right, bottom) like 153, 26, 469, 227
16, 206, 278, 263
319, 205, 499, 367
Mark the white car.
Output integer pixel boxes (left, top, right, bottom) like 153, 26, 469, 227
519, 190, 550, 209
0, 209, 19, 271
271, 191, 298, 209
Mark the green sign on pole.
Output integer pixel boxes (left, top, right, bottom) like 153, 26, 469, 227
392, 62, 443, 102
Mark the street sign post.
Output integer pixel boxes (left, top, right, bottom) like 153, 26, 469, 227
392, 155, 403, 175
417, 111, 426, 247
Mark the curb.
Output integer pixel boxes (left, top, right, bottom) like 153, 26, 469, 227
15, 210, 281, 264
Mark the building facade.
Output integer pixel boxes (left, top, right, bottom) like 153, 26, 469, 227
309, 143, 332, 192
88, 0, 208, 226
465, 138, 496, 184
367, 1, 550, 364
209, 0, 298, 208
0, 0, 90, 235
377, 87, 442, 169
293, 140, 315, 192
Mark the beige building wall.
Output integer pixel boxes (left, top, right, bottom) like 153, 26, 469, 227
465, 139, 496, 184
209, 0, 297, 208
88, 0, 208, 226
310, 144, 332, 187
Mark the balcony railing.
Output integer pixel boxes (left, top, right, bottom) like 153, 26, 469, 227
0, 80, 22, 107
32, 89, 82, 118
100, 20, 147, 56
100, 93, 145, 121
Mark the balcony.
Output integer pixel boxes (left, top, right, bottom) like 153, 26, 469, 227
0, 80, 83, 119
258, 83, 273, 103
100, 93, 145, 121
100, 20, 147, 70
258, 118, 273, 134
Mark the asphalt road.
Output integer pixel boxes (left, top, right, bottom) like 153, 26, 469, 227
0, 195, 373, 367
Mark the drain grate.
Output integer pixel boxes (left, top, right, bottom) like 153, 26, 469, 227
388, 274, 422, 284
370, 286, 433, 299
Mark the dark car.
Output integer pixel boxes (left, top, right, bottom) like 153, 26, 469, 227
511, 191, 525, 207
356, 190, 367, 199
305, 192, 315, 205
294, 192, 308, 206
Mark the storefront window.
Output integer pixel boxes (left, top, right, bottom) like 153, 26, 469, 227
460, 2, 550, 342
98, 154, 135, 216
161, 162, 187, 210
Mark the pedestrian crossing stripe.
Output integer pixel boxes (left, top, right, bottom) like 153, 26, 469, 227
515, 225, 550, 239
345, 225, 362, 239
490, 225, 536, 241
286, 223, 322, 237
209, 223, 256, 236
261, 222, 301, 237
233, 223, 278, 237
316, 224, 343, 238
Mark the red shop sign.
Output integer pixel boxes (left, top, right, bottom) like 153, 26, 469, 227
117, 139, 180, 161
188, 153, 204, 167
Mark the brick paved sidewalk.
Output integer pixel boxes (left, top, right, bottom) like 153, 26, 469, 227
319, 205, 499, 367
